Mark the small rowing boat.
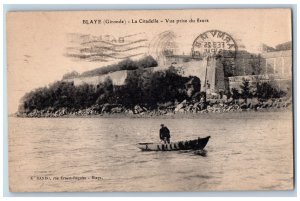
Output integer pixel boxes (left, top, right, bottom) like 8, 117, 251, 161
137, 136, 210, 151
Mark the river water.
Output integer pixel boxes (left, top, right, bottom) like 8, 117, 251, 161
8, 111, 294, 192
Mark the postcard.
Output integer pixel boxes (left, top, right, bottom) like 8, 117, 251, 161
7, 9, 293, 192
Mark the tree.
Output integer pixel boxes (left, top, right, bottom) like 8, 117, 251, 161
80, 55, 158, 77
137, 55, 158, 68
256, 81, 286, 100
240, 78, 251, 100
19, 65, 200, 113
231, 88, 240, 100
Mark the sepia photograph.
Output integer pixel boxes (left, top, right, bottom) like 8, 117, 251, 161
7, 8, 294, 192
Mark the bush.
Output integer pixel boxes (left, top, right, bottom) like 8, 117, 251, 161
256, 82, 286, 100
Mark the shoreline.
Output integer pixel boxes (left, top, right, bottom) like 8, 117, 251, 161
15, 96, 293, 119
13, 107, 292, 119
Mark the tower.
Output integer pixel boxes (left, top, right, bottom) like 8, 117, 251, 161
203, 57, 228, 96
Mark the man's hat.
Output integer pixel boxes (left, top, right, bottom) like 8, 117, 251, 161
161, 124, 164, 126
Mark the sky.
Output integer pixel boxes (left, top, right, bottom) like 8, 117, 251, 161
7, 9, 292, 113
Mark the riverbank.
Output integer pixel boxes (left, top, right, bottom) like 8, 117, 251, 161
15, 97, 292, 118
18, 109, 290, 120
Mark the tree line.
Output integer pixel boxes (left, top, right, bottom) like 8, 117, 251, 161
19, 67, 198, 113
62, 55, 158, 79
231, 79, 287, 100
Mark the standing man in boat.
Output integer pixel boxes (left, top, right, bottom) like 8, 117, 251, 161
160, 124, 171, 144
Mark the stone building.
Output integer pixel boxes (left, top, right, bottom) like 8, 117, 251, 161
228, 50, 292, 93
164, 49, 292, 95
164, 55, 227, 96
64, 49, 292, 98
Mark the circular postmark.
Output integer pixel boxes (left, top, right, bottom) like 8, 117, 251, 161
192, 30, 237, 58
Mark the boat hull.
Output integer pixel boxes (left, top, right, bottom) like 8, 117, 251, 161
137, 136, 210, 151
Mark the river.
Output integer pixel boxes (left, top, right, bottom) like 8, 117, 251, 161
8, 111, 294, 192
